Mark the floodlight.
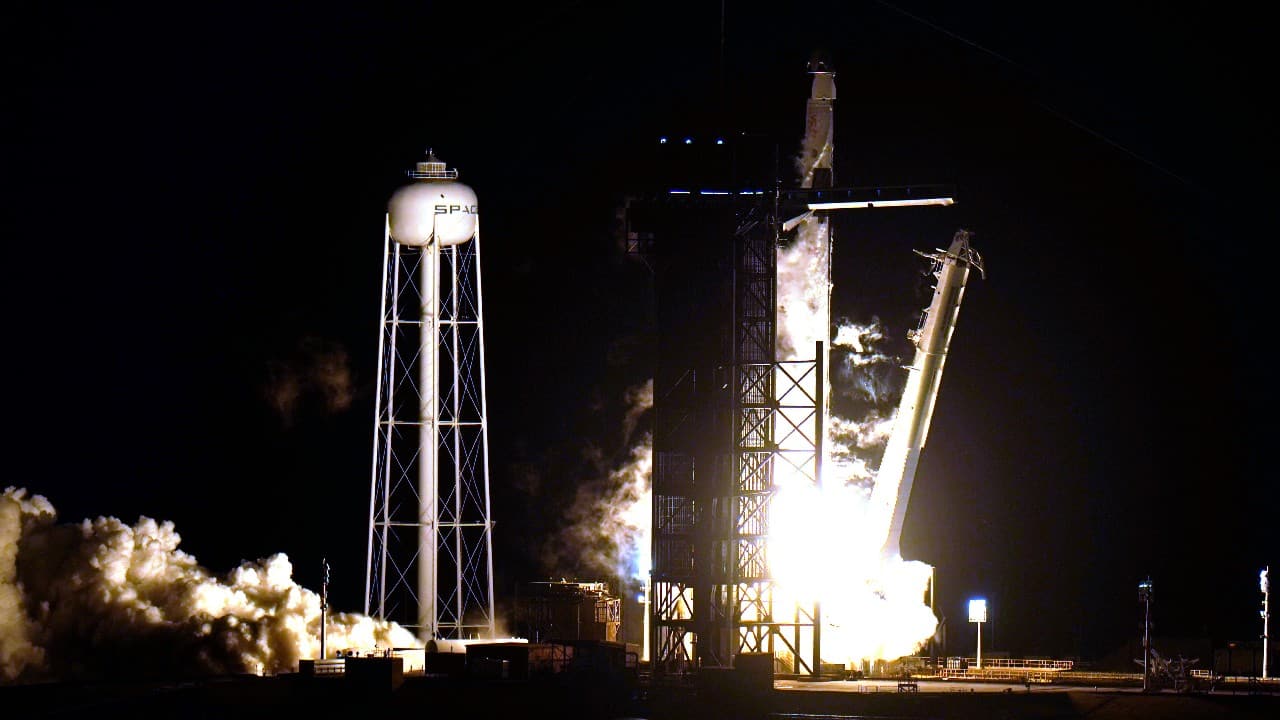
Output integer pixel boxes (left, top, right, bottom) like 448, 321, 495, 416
968, 598, 987, 623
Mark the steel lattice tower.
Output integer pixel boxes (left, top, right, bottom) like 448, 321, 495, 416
638, 188, 822, 676
642, 63, 954, 679
365, 151, 496, 642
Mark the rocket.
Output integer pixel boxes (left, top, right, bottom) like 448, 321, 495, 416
801, 59, 835, 190
869, 229, 984, 559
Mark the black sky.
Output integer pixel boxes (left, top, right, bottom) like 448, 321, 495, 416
10, 1, 1276, 662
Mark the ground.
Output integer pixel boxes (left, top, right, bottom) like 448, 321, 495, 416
4, 673, 1277, 719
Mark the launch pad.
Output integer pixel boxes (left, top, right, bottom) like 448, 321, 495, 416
6, 663, 1275, 720
627, 60, 975, 681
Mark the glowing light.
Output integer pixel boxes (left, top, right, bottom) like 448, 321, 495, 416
968, 598, 988, 623
808, 197, 955, 211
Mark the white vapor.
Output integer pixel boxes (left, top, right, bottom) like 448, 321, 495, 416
549, 380, 653, 583
0, 487, 419, 684
777, 217, 832, 362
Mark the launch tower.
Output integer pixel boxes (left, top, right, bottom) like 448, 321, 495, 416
636, 61, 960, 678
365, 150, 496, 642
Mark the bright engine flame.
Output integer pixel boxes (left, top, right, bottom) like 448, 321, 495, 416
609, 176, 941, 670
771, 206, 938, 669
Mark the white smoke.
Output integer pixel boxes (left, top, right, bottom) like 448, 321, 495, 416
777, 218, 831, 362
0, 488, 49, 682
0, 486, 419, 685
621, 379, 654, 444
547, 380, 652, 583
611, 435, 653, 581
265, 336, 354, 429
833, 320, 894, 364
832, 318, 902, 408
827, 413, 895, 487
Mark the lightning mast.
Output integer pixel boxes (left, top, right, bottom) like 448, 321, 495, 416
365, 150, 496, 642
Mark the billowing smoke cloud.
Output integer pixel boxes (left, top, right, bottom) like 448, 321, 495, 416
542, 380, 652, 583
828, 318, 903, 479
0, 488, 48, 682
0, 487, 418, 685
777, 218, 831, 362
265, 336, 353, 428
827, 413, 894, 488
621, 379, 654, 444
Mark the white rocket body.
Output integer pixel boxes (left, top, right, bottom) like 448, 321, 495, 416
801, 67, 835, 190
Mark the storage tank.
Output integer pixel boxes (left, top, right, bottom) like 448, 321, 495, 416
387, 150, 477, 246
366, 148, 496, 645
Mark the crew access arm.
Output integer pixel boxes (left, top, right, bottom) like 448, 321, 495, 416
869, 230, 984, 559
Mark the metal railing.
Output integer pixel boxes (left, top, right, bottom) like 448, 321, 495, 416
945, 657, 1073, 670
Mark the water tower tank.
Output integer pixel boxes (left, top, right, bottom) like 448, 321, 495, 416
388, 151, 477, 247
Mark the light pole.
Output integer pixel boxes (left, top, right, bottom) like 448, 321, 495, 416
321, 558, 330, 660
1139, 577, 1153, 692
642, 573, 651, 663
969, 598, 987, 670
928, 566, 937, 669
1262, 567, 1270, 679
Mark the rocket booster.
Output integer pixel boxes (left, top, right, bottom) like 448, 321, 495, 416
870, 230, 984, 559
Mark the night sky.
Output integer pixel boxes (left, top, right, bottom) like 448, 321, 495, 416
11, 1, 1275, 663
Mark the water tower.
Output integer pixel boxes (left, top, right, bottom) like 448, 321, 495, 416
365, 150, 496, 642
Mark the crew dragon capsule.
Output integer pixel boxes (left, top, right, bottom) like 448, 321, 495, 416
868, 229, 985, 559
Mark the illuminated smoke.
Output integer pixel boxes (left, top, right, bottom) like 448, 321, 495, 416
831, 318, 903, 411
0, 486, 418, 684
621, 379, 654, 444
0, 488, 48, 682
545, 381, 652, 583
777, 217, 831, 362
833, 321, 885, 355
827, 413, 894, 488
265, 336, 354, 428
